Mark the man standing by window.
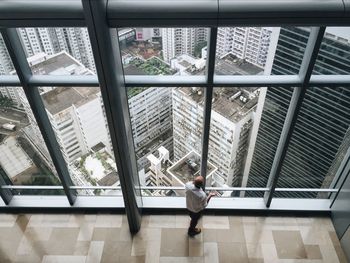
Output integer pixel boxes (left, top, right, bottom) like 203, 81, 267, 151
185, 176, 216, 236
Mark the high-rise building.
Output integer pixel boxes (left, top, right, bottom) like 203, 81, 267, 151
216, 27, 274, 68
161, 28, 208, 63
17, 52, 110, 165
18, 28, 96, 72
0, 34, 13, 75
244, 27, 350, 198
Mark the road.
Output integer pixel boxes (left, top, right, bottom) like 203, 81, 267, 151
0, 108, 29, 136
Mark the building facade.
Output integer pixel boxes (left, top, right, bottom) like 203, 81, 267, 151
244, 27, 350, 198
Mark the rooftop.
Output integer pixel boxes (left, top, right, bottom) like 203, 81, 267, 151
215, 53, 263, 75
41, 87, 100, 115
30, 51, 90, 75
167, 151, 217, 184
177, 87, 259, 123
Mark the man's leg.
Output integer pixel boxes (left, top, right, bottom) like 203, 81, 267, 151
188, 210, 202, 235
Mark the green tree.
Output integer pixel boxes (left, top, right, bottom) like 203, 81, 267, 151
0, 95, 14, 109
194, 41, 207, 58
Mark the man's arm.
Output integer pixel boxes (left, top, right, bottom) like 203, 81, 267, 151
206, 192, 216, 204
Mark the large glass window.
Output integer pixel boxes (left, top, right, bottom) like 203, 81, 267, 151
274, 86, 350, 198
119, 28, 208, 76
38, 85, 119, 196
127, 87, 208, 197
313, 27, 350, 75
0, 86, 64, 195
0, 33, 15, 75
18, 28, 96, 74
215, 27, 311, 76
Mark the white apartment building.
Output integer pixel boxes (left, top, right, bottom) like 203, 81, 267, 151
172, 87, 259, 187
18, 27, 96, 72
128, 87, 173, 169
15, 52, 111, 166
217, 27, 274, 68
135, 28, 161, 41
0, 34, 13, 75
161, 28, 208, 63
40, 86, 111, 164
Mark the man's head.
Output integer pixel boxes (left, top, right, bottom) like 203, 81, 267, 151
194, 176, 204, 188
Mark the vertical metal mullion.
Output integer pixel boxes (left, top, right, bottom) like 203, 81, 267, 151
82, 0, 141, 233
200, 27, 217, 190
263, 27, 325, 207
1, 28, 77, 205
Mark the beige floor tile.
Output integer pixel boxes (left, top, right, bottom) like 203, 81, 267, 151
24, 227, 52, 241
41, 214, 71, 227
203, 242, 219, 263
13, 253, 42, 263
246, 243, 263, 259
41, 255, 86, 263
134, 227, 162, 242
160, 228, 189, 257
243, 225, 274, 244
86, 241, 104, 263
92, 227, 121, 242
334, 245, 348, 263
216, 228, 244, 243
27, 214, 44, 227
95, 214, 122, 228
203, 229, 217, 242
149, 215, 176, 228
176, 215, 190, 228
304, 244, 322, 259
145, 240, 161, 263
300, 226, 333, 245
272, 230, 307, 259
73, 241, 91, 255
218, 242, 249, 263
131, 238, 147, 256
261, 243, 279, 263
0, 214, 18, 227
202, 216, 229, 229
188, 238, 203, 257
320, 245, 339, 263
77, 223, 95, 241
159, 257, 203, 263
0, 213, 346, 263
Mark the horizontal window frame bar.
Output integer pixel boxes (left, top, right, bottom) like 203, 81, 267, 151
0, 196, 332, 212
1, 75, 350, 88
124, 75, 207, 87
1, 0, 349, 28
2, 185, 338, 193
213, 75, 302, 87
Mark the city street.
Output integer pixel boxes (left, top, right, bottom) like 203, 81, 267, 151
0, 108, 29, 136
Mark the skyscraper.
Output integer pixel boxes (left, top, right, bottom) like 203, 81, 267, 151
161, 28, 208, 63
18, 28, 96, 72
216, 27, 274, 68
244, 27, 350, 198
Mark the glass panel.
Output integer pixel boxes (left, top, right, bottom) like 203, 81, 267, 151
0, 33, 15, 75
0, 87, 64, 195
208, 87, 261, 197
17, 28, 96, 74
127, 87, 206, 197
313, 27, 350, 75
38, 85, 121, 196
215, 27, 310, 76
119, 28, 208, 76
244, 87, 294, 197
275, 87, 350, 198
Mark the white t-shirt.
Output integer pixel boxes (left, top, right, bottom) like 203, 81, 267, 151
185, 182, 207, 213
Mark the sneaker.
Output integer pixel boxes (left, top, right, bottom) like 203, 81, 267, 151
188, 227, 201, 236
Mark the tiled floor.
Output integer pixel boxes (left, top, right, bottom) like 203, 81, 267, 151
0, 213, 347, 263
